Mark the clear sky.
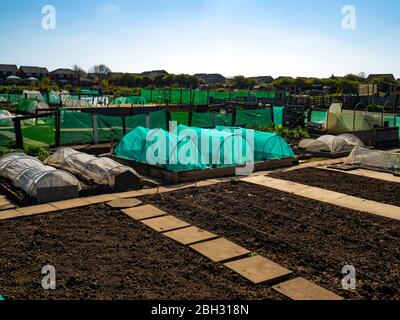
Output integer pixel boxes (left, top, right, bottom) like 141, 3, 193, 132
0, 0, 399, 78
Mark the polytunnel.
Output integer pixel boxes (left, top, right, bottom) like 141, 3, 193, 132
114, 126, 295, 172
45, 148, 141, 192
0, 153, 80, 203
298, 134, 364, 153
344, 146, 400, 174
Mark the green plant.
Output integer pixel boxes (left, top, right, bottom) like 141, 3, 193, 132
24, 145, 50, 162
250, 124, 310, 139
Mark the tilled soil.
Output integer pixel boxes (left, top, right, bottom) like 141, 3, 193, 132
142, 182, 400, 300
270, 167, 400, 207
0, 203, 284, 300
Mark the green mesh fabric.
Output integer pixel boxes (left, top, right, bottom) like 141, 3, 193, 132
125, 114, 147, 133
235, 109, 273, 127
97, 115, 124, 141
191, 112, 214, 127
170, 112, 190, 126
60, 110, 94, 145
310, 110, 328, 124
273, 106, 285, 126
114, 125, 295, 172
21, 115, 55, 146
216, 113, 233, 126
383, 115, 396, 128
110, 96, 146, 105
149, 110, 167, 130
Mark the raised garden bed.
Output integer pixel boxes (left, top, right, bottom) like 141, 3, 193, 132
0, 203, 284, 300
270, 167, 400, 207
142, 182, 400, 300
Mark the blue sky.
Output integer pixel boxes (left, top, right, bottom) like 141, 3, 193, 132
0, 0, 399, 78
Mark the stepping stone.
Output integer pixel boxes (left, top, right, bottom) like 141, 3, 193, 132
50, 198, 91, 210
16, 204, 58, 216
164, 226, 218, 245
107, 198, 143, 209
122, 205, 167, 220
84, 194, 119, 204
224, 256, 292, 285
141, 215, 190, 233
0, 209, 22, 221
190, 238, 250, 262
273, 277, 344, 300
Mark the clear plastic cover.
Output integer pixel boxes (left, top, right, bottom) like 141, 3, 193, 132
45, 148, 138, 189
0, 152, 80, 197
344, 146, 400, 174
299, 134, 364, 153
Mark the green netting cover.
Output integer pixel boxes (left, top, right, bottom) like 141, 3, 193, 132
310, 110, 328, 124
170, 112, 190, 126
110, 96, 147, 105
273, 106, 285, 126
17, 99, 37, 112
216, 113, 233, 126
114, 125, 295, 172
60, 110, 94, 145
21, 115, 55, 146
235, 109, 273, 127
191, 112, 214, 128
125, 114, 147, 133
149, 110, 167, 130
97, 115, 123, 141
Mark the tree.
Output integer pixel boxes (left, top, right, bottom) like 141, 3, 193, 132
231, 76, 256, 89
73, 65, 87, 77
90, 64, 112, 82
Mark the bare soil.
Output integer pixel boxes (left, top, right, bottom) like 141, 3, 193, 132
142, 182, 400, 300
0, 203, 284, 300
270, 167, 400, 206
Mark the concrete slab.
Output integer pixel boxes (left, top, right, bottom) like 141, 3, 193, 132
243, 176, 400, 221
0, 209, 22, 221
141, 215, 190, 232
273, 277, 344, 300
50, 198, 91, 210
224, 256, 293, 285
84, 194, 119, 204
190, 238, 250, 262
164, 226, 218, 245
122, 204, 167, 221
106, 198, 143, 209
16, 204, 58, 216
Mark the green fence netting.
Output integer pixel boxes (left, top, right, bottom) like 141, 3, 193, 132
235, 109, 273, 128
310, 110, 328, 125
191, 112, 214, 128
60, 110, 94, 145
140, 89, 279, 105
273, 106, 285, 126
21, 115, 56, 146
114, 125, 294, 172
125, 114, 147, 133
170, 112, 190, 126
0, 117, 15, 146
216, 113, 233, 126
149, 110, 167, 130
110, 96, 147, 105
97, 115, 124, 141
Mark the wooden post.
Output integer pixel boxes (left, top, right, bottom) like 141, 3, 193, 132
55, 108, 61, 147
13, 118, 23, 149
